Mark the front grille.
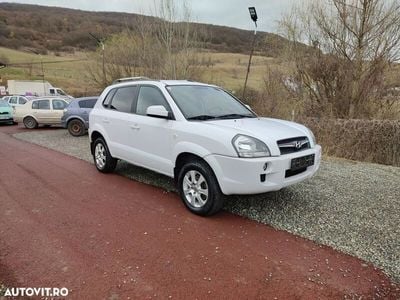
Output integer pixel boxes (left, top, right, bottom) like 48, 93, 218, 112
277, 136, 310, 155
0, 112, 9, 115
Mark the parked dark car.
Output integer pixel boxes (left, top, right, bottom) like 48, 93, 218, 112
61, 97, 98, 136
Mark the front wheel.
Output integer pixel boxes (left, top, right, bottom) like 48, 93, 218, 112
93, 138, 117, 173
177, 160, 224, 216
23, 116, 38, 129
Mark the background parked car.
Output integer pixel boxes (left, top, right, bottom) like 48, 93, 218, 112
13, 97, 69, 129
0, 100, 14, 125
61, 96, 98, 136
39, 95, 74, 103
3, 95, 35, 108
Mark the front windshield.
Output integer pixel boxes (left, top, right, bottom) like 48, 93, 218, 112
0, 100, 9, 108
57, 89, 67, 96
166, 85, 256, 120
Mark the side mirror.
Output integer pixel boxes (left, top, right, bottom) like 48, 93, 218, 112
146, 105, 170, 119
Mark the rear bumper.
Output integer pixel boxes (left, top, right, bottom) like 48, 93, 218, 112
205, 145, 322, 195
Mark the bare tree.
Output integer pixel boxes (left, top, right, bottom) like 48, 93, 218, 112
87, 0, 207, 88
154, 0, 205, 79
280, 0, 400, 118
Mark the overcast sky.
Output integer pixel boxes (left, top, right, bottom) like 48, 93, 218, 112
0, 0, 295, 32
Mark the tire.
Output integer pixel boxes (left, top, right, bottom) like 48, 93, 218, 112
68, 119, 85, 137
177, 160, 224, 216
23, 116, 38, 129
93, 137, 117, 173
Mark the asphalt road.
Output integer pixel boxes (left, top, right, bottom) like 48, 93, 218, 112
0, 126, 399, 299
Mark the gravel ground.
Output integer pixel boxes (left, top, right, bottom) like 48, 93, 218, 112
13, 129, 400, 282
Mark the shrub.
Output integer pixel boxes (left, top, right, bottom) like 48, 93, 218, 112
298, 117, 400, 166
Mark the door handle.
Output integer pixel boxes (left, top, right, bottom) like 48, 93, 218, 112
130, 124, 140, 130
102, 119, 110, 124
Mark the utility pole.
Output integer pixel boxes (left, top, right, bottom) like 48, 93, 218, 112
89, 33, 106, 87
28, 49, 46, 96
242, 7, 258, 100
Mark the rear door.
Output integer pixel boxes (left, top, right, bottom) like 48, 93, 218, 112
78, 98, 97, 123
18, 97, 27, 106
32, 100, 52, 123
51, 99, 68, 124
100, 86, 138, 159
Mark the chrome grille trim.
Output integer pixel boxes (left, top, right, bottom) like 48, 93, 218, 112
277, 136, 310, 155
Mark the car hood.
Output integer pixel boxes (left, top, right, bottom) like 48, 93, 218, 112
207, 117, 309, 141
0, 106, 12, 114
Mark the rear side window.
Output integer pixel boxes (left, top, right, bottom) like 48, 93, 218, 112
109, 86, 137, 113
79, 99, 97, 109
52, 99, 67, 110
136, 86, 171, 116
19, 97, 27, 105
32, 100, 50, 110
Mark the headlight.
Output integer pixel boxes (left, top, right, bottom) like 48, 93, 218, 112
307, 128, 316, 146
232, 135, 271, 158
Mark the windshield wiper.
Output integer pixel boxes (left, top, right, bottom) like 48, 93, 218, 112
187, 115, 218, 121
216, 114, 255, 119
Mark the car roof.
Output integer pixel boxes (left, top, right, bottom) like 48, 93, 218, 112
109, 78, 213, 89
32, 97, 68, 101
75, 96, 98, 101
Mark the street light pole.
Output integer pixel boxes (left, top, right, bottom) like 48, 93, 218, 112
242, 7, 258, 100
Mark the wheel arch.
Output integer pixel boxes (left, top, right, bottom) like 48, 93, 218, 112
23, 114, 39, 123
90, 130, 105, 155
66, 116, 85, 126
174, 152, 223, 194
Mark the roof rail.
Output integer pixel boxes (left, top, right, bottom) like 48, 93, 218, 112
112, 77, 152, 84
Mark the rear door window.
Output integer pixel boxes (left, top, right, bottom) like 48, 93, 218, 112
18, 97, 27, 105
9, 96, 18, 105
32, 100, 50, 110
52, 99, 67, 110
79, 99, 97, 109
109, 86, 138, 113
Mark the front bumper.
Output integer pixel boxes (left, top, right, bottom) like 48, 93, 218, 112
0, 115, 13, 123
205, 145, 322, 195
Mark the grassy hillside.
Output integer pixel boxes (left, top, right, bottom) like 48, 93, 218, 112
0, 47, 279, 96
0, 3, 292, 57
0, 47, 95, 95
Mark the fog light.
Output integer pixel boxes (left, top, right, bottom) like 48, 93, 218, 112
260, 174, 266, 182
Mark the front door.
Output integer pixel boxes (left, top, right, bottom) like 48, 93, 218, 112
129, 85, 174, 176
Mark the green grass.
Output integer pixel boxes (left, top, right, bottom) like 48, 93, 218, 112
0, 47, 288, 96
0, 47, 95, 96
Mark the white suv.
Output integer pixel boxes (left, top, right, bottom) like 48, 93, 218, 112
89, 79, 321, 216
